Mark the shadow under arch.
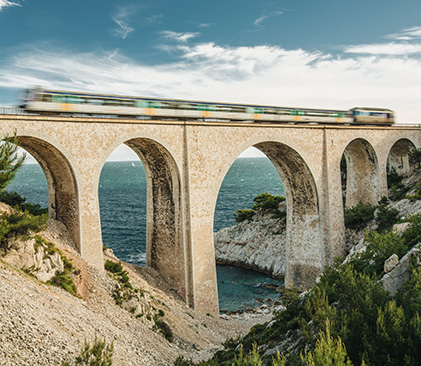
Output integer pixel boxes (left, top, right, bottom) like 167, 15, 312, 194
17, 136, 80, 250
212, 139, 323, 290
388, 138, 417, 177
342, 138, 380, 208
100, 137, 187, 303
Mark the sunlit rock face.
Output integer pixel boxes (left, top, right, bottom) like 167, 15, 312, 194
214, 203, 287, 278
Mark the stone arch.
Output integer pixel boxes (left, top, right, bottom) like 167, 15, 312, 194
342, 138, 380, 208
98, 135, 187, 302
212, 138, 323, 290
388, 138, 417, 177
16, 134, 80, 250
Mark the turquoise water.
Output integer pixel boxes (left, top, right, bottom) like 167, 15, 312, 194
7, 157, 285, 311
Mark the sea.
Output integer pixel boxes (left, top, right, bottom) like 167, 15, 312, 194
7, 157, 285, 312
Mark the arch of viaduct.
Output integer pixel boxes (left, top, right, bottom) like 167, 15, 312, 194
0, 114, 420, 314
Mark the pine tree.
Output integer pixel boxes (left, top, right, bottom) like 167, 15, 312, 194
0, 133, 26, 190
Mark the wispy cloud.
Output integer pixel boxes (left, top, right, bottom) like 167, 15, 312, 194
0, 0, 22, 11
145, 14, 163, 24
386, 26, 421, 41
345, 42, 421, 55
161, 31, 199, 42
254, 11, 284, 26
2, 26, 421, 122
111, 6, 136, 39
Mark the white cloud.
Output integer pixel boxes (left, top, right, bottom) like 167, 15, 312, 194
0, 0, 21, 11
111, 6, 136, 39
161, 31, 199, 42
345, 42, 421, 55
254, 11, 284, 26
387, 26, 421, 41
2, 28, 421, 122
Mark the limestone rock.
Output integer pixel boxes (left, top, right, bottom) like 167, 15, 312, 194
3, 237, 64, 283
384, 254, 399, 273
381, 247, 420, 294
393, 222, 411, 233
214, 205, 286, 278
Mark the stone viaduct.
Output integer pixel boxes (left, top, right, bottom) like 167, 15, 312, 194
0, 113, 420, 314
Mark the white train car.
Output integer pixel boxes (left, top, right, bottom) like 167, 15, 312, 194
23, 89, 394, 125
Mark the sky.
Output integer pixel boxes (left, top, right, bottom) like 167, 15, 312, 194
1, 0, 421, 160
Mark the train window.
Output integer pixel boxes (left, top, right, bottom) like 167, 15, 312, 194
103, 99, 117, 105
197, 104, 216, 111
120, 100, 135, 107
290, 110, 304, 116
252, 108, 264, 114
67, 96, 81, 104
159, 102, 173, 109
87, 98, 104, 105
51, 95, 63, 103
136, 100, 149, 108
214, 106, 232, 112
178, 104, 196, 110
150, 101, 161, 109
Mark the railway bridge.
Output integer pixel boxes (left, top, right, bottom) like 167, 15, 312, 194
0, 113, 419, 314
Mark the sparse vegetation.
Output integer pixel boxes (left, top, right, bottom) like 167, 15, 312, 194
33, 235, 78, 296
62, 333, 114, 366
104, 259, 172, 341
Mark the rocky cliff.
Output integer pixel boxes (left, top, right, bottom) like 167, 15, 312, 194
214, 200, 287, 278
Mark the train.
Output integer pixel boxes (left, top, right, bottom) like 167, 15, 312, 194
22, 88, 395, 125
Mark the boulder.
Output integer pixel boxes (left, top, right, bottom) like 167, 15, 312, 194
381, 247, 420, 294
384, 254, 399, 273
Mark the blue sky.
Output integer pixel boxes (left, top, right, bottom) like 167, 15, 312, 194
1, 0, 421, 159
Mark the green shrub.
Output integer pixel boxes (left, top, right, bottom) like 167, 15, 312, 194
154, 319, 173, 342
350, 230, 408, 278
234, 209, 254, 223
62, 333, 113, 366
300, 321, 353, 366
344, 203, 376, 230
375, 205, 400, 233
34, 236, 78, 296
0, 211, 47, 253
401, 214, 421, 248
234, 193, 286, 223
409, 147, 421, 171
48, 271, 77, 296
252, 193, 285, 212
0, 190, 48, 215
387, 168, 408, 201
104, 260, 123, 274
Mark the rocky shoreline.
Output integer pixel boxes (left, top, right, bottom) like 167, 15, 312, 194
214, 201, 287, 279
